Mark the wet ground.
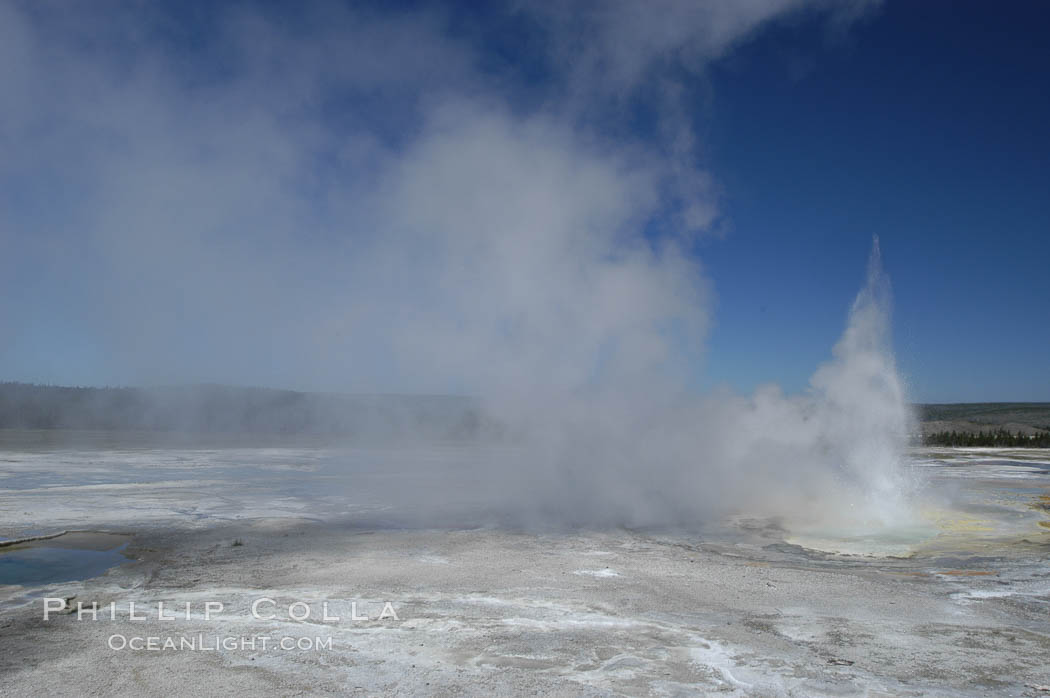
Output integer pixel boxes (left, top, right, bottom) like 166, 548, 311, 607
0, 437, 1047, 695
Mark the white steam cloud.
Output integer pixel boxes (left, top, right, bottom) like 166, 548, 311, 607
0, 0, 910, 530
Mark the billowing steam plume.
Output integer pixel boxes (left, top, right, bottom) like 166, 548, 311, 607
0, 1, 913, 533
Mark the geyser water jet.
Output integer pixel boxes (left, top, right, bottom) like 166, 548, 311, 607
801, 237, 917, 515
761, 237, 928, 552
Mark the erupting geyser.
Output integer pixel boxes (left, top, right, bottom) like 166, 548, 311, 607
752, 236, 927, 553
806, 238, 916, 516
449, 237, 923, 551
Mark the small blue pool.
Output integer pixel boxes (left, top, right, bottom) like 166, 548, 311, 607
0, 532, 131, 587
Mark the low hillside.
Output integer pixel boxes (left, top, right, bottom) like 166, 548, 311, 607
917, 402, 1050, 446
0, 382, 481, 441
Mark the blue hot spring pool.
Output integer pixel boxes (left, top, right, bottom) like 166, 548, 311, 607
0, 532, 131, 587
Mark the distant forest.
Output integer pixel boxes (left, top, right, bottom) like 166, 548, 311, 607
0, 382, 481, 440
923, 429, 1050, 448
917, 401, 1050, 448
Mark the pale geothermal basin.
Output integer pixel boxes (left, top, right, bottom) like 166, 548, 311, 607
1, 436, 1048, 696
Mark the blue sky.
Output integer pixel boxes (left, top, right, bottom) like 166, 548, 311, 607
0, 0, 1046, 403
700, 0, 1050, 401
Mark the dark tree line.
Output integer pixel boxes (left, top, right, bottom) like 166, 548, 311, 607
924, 428, 1050, 448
